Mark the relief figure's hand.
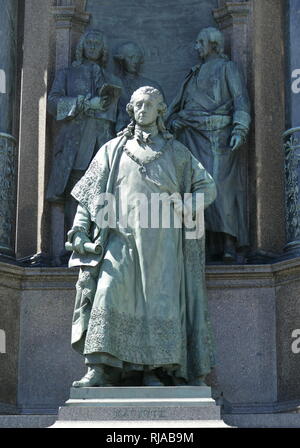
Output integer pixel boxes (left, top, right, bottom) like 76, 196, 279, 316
99, 95, 111, 111
230, 134, 243, 151
88, 95, 111, 111
89, 96, 102, 110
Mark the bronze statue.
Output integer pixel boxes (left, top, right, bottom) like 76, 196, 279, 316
114, 41, 164, 132
46, 29, 122, 233
168, 27, 251, 262
67, 86, 216, 387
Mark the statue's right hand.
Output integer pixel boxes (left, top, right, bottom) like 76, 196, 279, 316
73, 232, 91, 255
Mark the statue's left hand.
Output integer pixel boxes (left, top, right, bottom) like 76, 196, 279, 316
230, 134, 243, 151
73, 232, 91, 255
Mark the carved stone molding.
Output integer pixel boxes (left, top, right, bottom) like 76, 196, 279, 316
0, 133, 17, 255
52, 5, 90, 30
282, 127, 300, 257
51, 2, 90, 70
213, 1, 251, 80
214, 1, 251, 29
55, 0, 87, 8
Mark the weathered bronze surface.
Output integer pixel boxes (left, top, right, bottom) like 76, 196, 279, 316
168, 27, 251, 262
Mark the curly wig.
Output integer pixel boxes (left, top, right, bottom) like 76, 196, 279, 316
118, 86, 172, 140
73, 29, 108, 67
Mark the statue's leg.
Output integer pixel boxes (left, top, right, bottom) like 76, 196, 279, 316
223, 233, 237, 262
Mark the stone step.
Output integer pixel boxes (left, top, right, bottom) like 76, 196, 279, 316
57, 386, 221, 423
65, 397, 215, 407
70, 386, 212, 400
51, 419, 230, 428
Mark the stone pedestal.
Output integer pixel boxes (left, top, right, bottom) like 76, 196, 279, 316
52, 386, 224, 427
1, 260, 300, 427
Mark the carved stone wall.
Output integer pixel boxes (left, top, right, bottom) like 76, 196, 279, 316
15, 0, 54, 258
0, 0, 19, 256
86, 0, 218, 104
0, 134, 17, 255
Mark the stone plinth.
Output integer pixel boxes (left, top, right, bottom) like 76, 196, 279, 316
52, 386, 221, 426
0, 262, 83, 415
207, 257, 300, 414
1, 259, 300, 421
223, 411, 300, 429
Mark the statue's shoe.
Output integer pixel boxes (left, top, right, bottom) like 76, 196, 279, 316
222, 250, 236, 263
143, 372, 164, 387
72, 367, 113, 387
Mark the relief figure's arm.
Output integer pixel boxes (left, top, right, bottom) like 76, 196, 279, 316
47, 69, 87, 121
226, 61, 251, 150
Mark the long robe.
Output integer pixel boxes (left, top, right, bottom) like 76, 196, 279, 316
167, 57, 251, 247
69, 133, 216, 381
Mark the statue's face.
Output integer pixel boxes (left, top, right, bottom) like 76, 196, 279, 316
132, 93, 160, 126
122, 45, 143, 74
195, 32, 210, 59
83, 34, 103, 62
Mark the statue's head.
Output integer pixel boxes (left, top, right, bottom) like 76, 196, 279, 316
114, 42, 144, 75
74, 30, 108, 66
126, 86, 166, 127
195, 27, 225, 60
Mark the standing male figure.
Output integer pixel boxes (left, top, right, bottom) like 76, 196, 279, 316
67, 86, 216, 387
168, 27, 251, 262
114, 41, 164, 132
46, 29, 122, 233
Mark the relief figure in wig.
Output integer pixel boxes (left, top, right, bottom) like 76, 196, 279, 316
168, 27, 251, 262
114, 41, 164, 132
46, 29, 122, 245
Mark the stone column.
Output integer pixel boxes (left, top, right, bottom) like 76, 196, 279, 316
250, 0, 286, 257
0, 0, 19, 256
213, 1, 251, 80
49, 0, 89, 263
52, 1, 90, 70
214, 1, 286, 258
282, 1, 300, 258
15, 0, 53, 260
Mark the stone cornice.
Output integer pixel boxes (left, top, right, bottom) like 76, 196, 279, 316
52, 5, 90, 29
1, 257, 300, 292
206, 257, 300, 289
213, 2, 251, 28
0, 262, 78, 290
